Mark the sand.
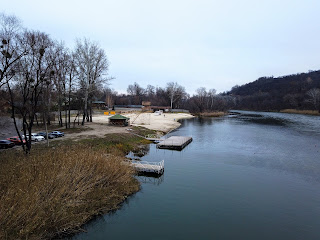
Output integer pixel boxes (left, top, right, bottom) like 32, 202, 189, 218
92, 112, 194, 133
60, 112, 194, 140
122, 112, 194, 133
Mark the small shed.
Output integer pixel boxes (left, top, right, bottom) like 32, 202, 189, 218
92, 100, 107, 109
109, 114, 130, 126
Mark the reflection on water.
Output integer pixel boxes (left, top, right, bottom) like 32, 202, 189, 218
75, 111, 320, 240
136, 174, 164, 185
235, 113, 290, 126
231, 110, 320, 137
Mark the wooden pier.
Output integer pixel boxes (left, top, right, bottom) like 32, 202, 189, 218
131, 160, 164, 175
156, 136, 192, 150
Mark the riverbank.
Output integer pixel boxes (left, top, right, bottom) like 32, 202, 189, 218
196, 111, 226, 117
0, 112, 193, 239
0, 131, 152, 239
280, 109, 320, 116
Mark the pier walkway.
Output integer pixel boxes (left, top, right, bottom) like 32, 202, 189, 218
131, 160, 164, 175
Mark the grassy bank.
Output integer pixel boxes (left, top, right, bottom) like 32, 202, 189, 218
0, 133, 150, 239
280, 109, 320, 116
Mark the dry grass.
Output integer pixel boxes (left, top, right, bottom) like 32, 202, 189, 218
280, 109, 320, 116
199, 112, 226, 117
0, 146, 139, 239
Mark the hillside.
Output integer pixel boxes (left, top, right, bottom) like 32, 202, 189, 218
228, 70, 320, 111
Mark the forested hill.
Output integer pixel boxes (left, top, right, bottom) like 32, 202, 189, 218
227, 70, 320, 111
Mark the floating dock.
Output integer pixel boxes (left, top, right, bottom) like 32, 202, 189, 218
156, 136, 192, 150
131, 160, 164, 175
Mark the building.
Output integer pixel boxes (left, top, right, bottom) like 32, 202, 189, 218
92, 101, 107, 109
109, 114, 130, 126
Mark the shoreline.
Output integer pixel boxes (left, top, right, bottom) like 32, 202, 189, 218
123, 112, 195, 133
230, 109, 320, 116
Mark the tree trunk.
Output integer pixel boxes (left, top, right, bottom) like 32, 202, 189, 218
82, 89, 88, 125
65, 101, 68, 129
89, 105, 92, 122
68, 87, 71, 128
58, 102, 63, 127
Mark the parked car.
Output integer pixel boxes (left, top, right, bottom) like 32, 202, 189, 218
50, 131, 64, 137
37, 132, 55, 139
23, 133, 45, 142
7, 136, 26, 145
0, 140, 15, 149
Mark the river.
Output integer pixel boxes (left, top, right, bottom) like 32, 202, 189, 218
74, 111, 320, 240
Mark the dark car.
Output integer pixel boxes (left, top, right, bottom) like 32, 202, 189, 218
37, 132, 55, 139
6, 136, 26, 145
50, 131, 64, 137
0, 140, 15, 149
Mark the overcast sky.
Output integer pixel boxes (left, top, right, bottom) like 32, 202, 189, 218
3, 0, 320, 94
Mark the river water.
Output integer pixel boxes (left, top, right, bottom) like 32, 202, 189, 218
74, 111, 320, 240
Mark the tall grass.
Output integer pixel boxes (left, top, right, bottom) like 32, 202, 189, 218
0, 146, 139, 239
198, 112, 226, 117
280, 109, 320, 116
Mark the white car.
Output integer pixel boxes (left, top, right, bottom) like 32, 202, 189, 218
23, 133, 45, 142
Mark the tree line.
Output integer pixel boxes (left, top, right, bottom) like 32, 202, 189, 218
0, 13, 110, 153
103, 82, 234, 113
227, 71, 320, 112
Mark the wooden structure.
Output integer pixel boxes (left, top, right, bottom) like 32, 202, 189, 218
92, 100, 107, 109
157, 136, 192, 150
109, 114, 130, 126
151, 106, 171, 112
142, 101, 151, 111
131, 160, 164, 175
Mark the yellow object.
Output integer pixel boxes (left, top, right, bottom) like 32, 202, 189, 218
110, 111, 116, 115
104, 112, 109, 115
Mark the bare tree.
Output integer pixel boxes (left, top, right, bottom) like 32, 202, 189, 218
208, 88, 216, 110
306, 88, 320, 111
8, 30, 55, 153
146, 84, 155, 97
0, 12, 27, 88
74, 38, 109, 124
127, 82, 145, 104
66, 51, 76, 128
52, 42, 71, 127
166, 82, 186, 109
195, 87, 207, 112
103, 87, 116, 109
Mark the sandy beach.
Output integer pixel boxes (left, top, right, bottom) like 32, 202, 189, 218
93, 112, 194, 133
124, 112, 194, 133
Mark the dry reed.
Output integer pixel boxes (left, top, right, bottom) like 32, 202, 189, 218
199, 112, 226, 117
0, 146, 139, 239
280, 109, 320, 116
